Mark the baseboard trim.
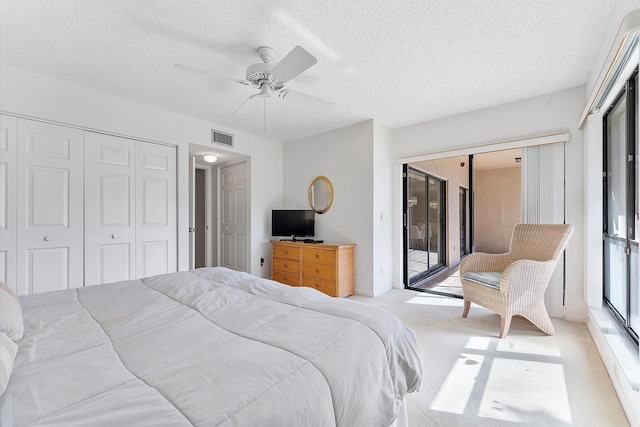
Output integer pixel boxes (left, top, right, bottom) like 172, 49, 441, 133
586, 307, 639, 427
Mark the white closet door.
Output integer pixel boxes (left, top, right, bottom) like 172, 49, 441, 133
84, 132, 136, 286
0, 115, 17, 292
16, 119, 84, 295
220, 161, 248, 272
136, 142, 177, 278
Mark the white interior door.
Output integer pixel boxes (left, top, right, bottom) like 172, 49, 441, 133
16, 119, 84, 295
0, 115, 17, 292
136, 141, 177, 278
84, 132, 136, 286
220, 162, 248, 272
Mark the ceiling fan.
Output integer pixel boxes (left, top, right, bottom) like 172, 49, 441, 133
174, 45, 333, 131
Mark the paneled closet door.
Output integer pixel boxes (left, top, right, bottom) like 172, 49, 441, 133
136, 142, 177, 278
84, 132, 136, 286
0, 115, 17, 292
16, 119, 84, 295
220, 161, 248, 272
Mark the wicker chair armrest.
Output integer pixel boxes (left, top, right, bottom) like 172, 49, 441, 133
460, 252, 512, 276
499, 259, 557, 294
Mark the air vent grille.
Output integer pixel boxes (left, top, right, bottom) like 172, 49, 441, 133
211, 129, 234, 147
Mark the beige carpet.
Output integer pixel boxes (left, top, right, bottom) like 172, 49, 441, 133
350, 289, 629, 427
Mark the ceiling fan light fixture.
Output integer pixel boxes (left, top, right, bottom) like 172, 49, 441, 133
203, 154, 218, 163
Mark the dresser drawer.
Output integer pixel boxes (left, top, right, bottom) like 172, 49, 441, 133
273, 245, 301, 261
272, 271, 301, 287
272, 257, 300, 274
303, 277, 337, 296
303, 262, 336, 281
303, 248, 335, 265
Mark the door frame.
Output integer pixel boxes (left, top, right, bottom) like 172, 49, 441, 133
602, 67, 638, 343
459, 186, 470, 257
194, 163, 213, 268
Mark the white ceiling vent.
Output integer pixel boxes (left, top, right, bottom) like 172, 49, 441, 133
211, 129, 234, 148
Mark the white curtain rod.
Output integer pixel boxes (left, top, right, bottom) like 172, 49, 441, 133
578, 9, 640, 128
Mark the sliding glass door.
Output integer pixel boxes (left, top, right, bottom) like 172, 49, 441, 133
603, 68, 638, 343
404, 166, 446, 286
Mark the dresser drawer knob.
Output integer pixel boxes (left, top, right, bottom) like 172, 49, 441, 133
284, 264, 288, 268
315, 269, 320, 273
315, 254, 320, 258
315, 284, 319, 288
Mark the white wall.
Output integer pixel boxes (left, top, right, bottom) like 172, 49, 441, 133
372, 121, 394, 296
393, 86, 586, 320
475, 166, 521, 254
283, 120, 377, 296
0, 63, 284, 278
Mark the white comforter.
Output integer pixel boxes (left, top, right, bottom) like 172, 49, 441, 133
1, 268, 422, 427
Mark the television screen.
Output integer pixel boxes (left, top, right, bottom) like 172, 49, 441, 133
272, 210, 315, 238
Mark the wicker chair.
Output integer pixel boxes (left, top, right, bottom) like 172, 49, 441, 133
460, 223, 574, 338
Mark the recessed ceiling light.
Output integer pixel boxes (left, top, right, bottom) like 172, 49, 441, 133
203, 154, 218, 163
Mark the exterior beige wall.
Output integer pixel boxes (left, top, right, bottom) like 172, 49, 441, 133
412, 155, 469, 267
474, 166, 521, 253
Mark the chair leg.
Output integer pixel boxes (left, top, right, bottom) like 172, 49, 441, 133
462, 300, 471, 318
499, 316, 512, 339
530, 311, 555, 335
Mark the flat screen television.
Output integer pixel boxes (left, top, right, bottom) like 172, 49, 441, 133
272, 210, 315, 239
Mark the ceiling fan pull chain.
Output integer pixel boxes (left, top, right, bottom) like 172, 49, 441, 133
264, 98, 267, 132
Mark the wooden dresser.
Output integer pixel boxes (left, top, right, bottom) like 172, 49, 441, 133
271, 241, 356, 297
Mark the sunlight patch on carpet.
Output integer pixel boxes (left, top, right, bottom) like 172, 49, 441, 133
496, 335, 562, 357
480, 359, 571, 424
405, 295, 462, 308
430, 352, 483, 414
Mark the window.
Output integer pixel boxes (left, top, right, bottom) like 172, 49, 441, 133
603, 67, 638, 344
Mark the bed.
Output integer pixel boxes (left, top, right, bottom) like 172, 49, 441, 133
0, 267, 423, 426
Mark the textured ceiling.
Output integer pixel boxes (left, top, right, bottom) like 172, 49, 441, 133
0, 0, 615, 142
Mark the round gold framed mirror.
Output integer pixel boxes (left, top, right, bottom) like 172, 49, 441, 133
308, 176, 334, 214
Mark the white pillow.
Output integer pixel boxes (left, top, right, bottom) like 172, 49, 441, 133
0, 331, 18, 396
0, 282, 23, 341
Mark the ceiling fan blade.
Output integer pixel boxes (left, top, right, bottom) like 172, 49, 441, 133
174, 63, 249, 85
270, 46, 317, 83
280, 90, 334, 110
233, 93, 261, 115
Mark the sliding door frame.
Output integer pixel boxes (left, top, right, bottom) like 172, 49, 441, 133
603, 67, 638, 344
403, 165, 447, 288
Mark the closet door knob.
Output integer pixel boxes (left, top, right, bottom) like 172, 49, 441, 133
43, 236, 51, 242
111, 234, 118, 239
